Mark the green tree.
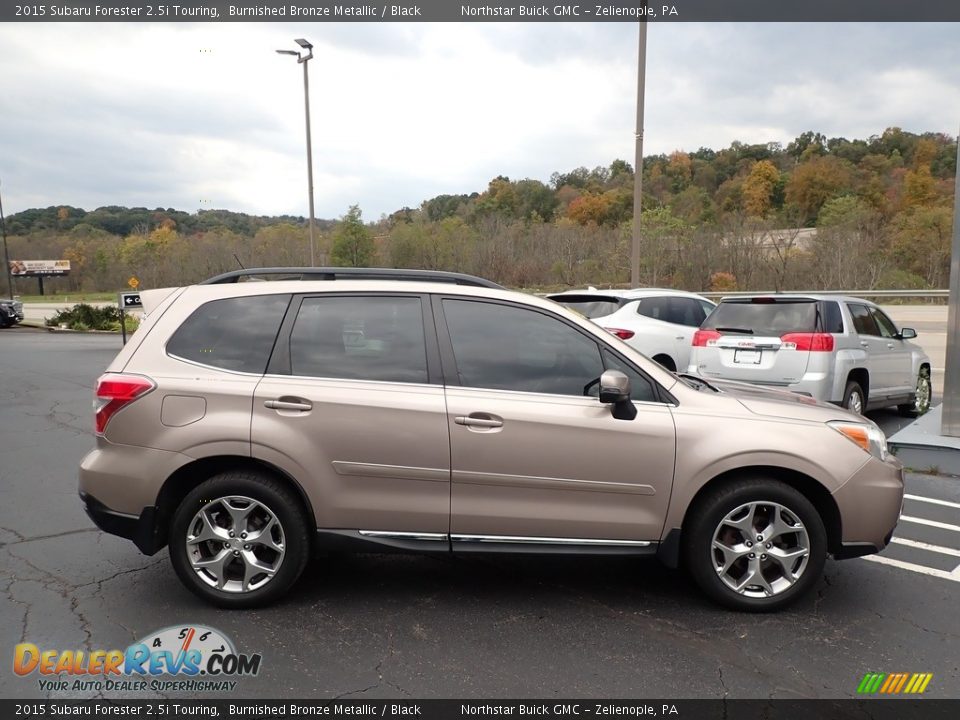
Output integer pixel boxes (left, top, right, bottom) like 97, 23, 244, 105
330, 205, 374, 267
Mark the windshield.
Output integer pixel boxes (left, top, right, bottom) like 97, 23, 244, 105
702, 299, 820, 336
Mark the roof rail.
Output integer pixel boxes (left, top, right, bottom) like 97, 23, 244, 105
199, 267, 504, 289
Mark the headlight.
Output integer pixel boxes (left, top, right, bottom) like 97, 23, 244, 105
828, 421, 889, 461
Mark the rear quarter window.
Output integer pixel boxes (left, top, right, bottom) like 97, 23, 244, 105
166, 294, 291, 373
549, 295, 624, 319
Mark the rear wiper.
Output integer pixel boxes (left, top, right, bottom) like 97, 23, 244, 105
714, 327, 754, 335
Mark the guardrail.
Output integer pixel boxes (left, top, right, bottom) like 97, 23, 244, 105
699, 289, 949, 300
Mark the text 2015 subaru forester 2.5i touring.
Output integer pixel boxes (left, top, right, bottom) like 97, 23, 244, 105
79, 268, 904, 611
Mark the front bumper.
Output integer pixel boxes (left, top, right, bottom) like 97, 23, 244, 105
830, 455, 904, 559
80, 492, 161, 555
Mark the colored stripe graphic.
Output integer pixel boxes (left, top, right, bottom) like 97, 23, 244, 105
857, 672, 932, 694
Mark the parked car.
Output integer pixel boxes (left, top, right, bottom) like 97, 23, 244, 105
80, 268, 903, 611
546, 288, 716, 372
0, 296, 24, 328
688, 294, 931, 416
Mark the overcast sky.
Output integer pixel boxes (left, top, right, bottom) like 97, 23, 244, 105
1, 22, 958, 221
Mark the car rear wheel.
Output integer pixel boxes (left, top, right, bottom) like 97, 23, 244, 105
169, 470, 310, 608
652, 354, 676, 372
842, 381, 866, 415
683, 478, 826, 611
899, 367, 931, 417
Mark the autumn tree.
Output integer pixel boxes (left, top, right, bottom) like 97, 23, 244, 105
784, 155, 854, 224
742, 160, 781, 217
330, 205, 374, 267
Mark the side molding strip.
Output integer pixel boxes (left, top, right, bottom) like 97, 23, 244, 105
451, 534, 652, 547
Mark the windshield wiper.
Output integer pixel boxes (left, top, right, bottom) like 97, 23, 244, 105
677, 373, 720, 392
714, 327, 754, 334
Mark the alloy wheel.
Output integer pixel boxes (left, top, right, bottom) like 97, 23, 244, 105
185, 495, 286, 593
915, 373, 931, 415
711, 501, 810, 598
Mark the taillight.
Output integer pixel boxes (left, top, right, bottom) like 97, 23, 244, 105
692, 330, 722, 347
604, 327, 635, 340
780, 333, 835, 352
94, 374, 155, 435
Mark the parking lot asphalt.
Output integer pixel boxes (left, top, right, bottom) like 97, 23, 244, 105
1, 329, 958, 700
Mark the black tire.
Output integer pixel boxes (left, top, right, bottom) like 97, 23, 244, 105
168, 470, 310, 608
683, 478, 827, 612
898, 367, 932, 418
841, 380, 866, 415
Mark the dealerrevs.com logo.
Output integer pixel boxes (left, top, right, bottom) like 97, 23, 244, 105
13, 625, 262, 693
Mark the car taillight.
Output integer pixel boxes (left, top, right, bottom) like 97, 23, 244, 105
780, 333, 835, 352
94, 374, 155, 435
604, 327, 635, 340
692, 330, 722, 347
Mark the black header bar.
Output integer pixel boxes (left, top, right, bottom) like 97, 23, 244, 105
5, 1, 960, 22
2, 699, 959, 719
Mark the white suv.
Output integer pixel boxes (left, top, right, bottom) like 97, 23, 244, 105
687, 294, 932, 416
547, 288, 716, 372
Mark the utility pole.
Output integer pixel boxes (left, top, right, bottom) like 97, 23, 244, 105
0, 179, 14, 298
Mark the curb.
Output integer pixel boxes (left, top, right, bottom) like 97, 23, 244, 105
45, 327, 122, 335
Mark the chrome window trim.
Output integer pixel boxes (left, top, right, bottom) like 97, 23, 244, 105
260, 373, 442, 389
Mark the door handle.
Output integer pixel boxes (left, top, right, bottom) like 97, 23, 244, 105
886, 343, 895, 349
265, 399, 313, 412
455, 415, 503, 428
860, 341, 869, 348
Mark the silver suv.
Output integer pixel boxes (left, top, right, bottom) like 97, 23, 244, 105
80, 269, 904, 611
688, 294, 931, 416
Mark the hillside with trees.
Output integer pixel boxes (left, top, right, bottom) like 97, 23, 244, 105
3, 127, 955, 293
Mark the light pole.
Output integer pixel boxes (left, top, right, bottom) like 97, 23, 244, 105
631, 18, 648, 288
277, 38, 317, 267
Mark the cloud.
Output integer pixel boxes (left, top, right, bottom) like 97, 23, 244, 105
0, 22, 957, 220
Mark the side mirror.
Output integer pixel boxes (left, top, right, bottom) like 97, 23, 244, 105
899, 327, 917, 340
599, 370, 637, 420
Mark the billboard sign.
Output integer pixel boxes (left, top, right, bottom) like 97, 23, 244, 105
9, 260, 71, 276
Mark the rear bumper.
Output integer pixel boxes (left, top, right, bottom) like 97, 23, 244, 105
80, 492, 161, 555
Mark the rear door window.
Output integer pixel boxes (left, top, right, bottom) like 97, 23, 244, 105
847, 303, 880, 336
637, 295, 709, 326
288, 296, 428, 384
167, 294, 291, 373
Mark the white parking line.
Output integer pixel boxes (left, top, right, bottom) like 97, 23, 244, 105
890, 537, 960, 558
899, 515, 960, 533
904, 493, 960, 510
861, 555, 960, 582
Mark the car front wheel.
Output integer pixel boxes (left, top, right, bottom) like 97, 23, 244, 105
169, 470, 310, 608
683, 479, 826, 611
